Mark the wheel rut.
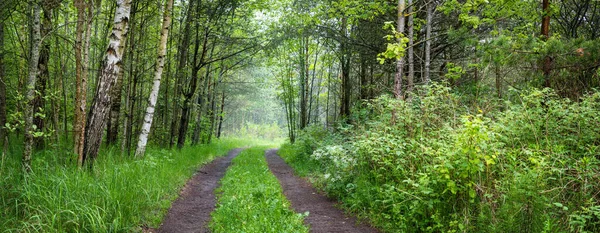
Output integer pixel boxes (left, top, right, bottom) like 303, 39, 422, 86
156, 148, 244, 233
265, 149, 379, 233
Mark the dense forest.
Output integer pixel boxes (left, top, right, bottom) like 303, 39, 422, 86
0, 0, 599, 232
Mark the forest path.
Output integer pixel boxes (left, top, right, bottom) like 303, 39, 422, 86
265, 149, 379, 233
156, 148, 244, 233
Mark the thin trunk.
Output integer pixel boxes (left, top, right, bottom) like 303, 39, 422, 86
207, 78, 218, 144
135, 0, 174, 157
542, 0, 552, 88
360, 54, 368, 100
496, 65, 502, 99
217, 92, 225, 139
325, 63, 331, 128
33, 4, 54, 149
177, 20, 210, 149
23, 0, 43, 172
74, 0, 92, 164
340, 17, 351, 119
170, 0, 195, 148
82, 0, 131, 168
407, 0, 414, 96
394, 0, 406, 100
424, 0, 432, 84
299, 36, 308, 129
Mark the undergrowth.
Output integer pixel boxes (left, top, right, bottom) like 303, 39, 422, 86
279, 85, 600, 233
209, 147, 308, 233
0, 138, 254, 233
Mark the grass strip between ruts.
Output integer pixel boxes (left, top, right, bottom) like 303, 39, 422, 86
210, 147, 309, 233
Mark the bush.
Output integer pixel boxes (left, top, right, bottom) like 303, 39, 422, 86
280, 85, 600, 233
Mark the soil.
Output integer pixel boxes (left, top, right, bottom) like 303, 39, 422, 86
156, 148, 244, 233
265, 149, 379, 233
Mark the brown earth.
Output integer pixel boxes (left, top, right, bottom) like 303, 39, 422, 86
156, 148, 243, 233
265, 149, 379, 233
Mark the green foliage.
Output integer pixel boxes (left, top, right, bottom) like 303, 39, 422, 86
209, 147, 308, 233
377, 22, 410, 64
280, 85, 600, 233
0, 139, 254, 232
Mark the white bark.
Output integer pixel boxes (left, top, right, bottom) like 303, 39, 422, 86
82, 0, 131, 165
23, 0, 42, 172
424, 0, 433, 84
394, 0, 406, 99
407, 0, 414, 95
135, 0, 174, 157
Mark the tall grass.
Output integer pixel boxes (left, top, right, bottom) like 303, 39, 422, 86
209, 147, 308, 233
0, 138, 254, 233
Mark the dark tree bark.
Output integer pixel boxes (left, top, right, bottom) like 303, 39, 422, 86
217, 92, 225, 139
32, 3, 54, 149
170, 0, 195, 148
542, 0, 552, 88
339, 17, 351, 119
74, 0, 93, 163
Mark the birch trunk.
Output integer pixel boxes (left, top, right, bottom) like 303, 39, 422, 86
424, 0, 432, 84
407, 0, 414, 96
394, 0, 406, 100
82, 0, 131, 167
23, 0, 42, 172
135, 0, 174, 158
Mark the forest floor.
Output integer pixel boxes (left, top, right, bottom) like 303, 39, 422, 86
152, 148, 377, 233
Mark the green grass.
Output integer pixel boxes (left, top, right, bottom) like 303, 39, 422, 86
0, 138, 255, 233
209, 147, 309, 233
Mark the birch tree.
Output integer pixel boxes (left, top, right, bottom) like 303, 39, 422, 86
135, 0, 174, 158
23, 0, 43, 172
407, 0, 414, 97
394, 0, 406, 100
82, 0, 131, 167
424, 0, 433, 84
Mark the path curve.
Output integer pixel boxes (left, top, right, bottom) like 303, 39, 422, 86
157, 148, 244, 233
265, 149, 379, 233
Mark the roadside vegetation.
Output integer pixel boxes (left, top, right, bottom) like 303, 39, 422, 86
210, 147, 308, 233
0, 139, 254, 232
280, 86, 600, 233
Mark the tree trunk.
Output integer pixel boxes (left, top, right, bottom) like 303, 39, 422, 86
135, 0, 174, 158
23, 0, 43, 172
82, 0, 131, 168
541, 0, 552, 88
33, 3, 54, 149
424, 0, 432, 84
299, 36, 309, 129
340, 17, 351, 119
74, 0, 93, 164
394, 0, 406, 100
217, 92, 225, 139
407, 0, 414, 97
170, 0, 195, 148
496, 65, 502, 99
